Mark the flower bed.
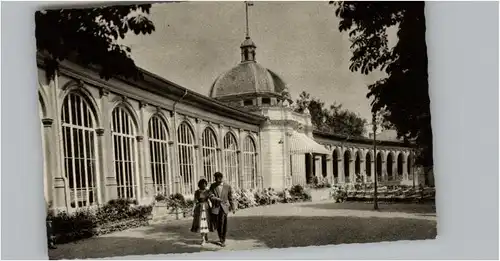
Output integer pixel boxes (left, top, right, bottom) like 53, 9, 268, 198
222, 185, 312, 210
330, 184, 435, 203
48, 199, 153, 244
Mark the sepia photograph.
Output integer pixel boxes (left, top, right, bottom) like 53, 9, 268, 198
35, 1, 436, 259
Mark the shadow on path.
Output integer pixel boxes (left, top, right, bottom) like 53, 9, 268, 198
299, 202, 436, 215
49, 209, 437, 259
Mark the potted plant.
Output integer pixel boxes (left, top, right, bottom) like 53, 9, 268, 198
166, 193, 186, 220
45, 201, 57, 249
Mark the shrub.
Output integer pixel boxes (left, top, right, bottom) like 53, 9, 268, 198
276, 191, 285, 202
154, 194, 166, 202
302, 191, 312, 201
290, 184, 305, 197
331, 185, 347, 203
48, 199, 153, 244
289, 184, 312, 202
50, 209, 97, 243
235, 190, 253, 209
165, 193, 186, 210
254, 190, 271, 205
312, 176, 319, 186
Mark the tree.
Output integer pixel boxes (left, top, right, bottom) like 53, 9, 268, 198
332, 1, 432, 167
294, 91, 367, 137
294, 91, 328, 129
326, 103, 367, 137
35, 4, 155, 81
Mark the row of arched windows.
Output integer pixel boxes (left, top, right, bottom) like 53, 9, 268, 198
59, 92, 257, 209
332, 149, 412, 182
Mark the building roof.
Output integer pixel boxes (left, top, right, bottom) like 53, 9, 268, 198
36, 53, 267, 126
313, 129, 410, 148
37, 53, 408, 146
209, 61, 287, 98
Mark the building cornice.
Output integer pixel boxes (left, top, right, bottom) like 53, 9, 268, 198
312, 130, 410, 148
36, 54, 267, 127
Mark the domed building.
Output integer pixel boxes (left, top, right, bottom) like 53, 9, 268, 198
209, 36, 292, 111
208, 33, 339, 189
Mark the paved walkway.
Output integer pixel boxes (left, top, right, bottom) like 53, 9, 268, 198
48, 201, 437, 259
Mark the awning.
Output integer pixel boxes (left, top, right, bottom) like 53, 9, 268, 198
289, 132, 331, 155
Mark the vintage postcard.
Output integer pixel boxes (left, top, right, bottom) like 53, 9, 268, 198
36, 1, 436, 259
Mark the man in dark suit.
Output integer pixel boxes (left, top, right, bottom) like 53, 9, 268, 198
208, 172, 235, 247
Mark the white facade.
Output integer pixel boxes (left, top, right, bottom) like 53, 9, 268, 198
38, 57, 419, 212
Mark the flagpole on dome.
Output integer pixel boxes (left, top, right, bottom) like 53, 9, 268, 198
245, 1, 254, 39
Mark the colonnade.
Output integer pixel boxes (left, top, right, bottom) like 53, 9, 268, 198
312, 145, 416, 185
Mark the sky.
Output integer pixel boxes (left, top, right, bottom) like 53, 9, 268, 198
120, 1, 389, 123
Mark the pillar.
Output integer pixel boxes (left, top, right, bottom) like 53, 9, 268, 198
170, 111, 181, 194
238, 130, 244, 189
237, 150, 243, 189
168, 140, 175, 193
194, 118, 203, 186
216, 148, 222, 177
370, 155, 375, 183
381, 151, 387, 182
360, 157, 366, 183
349, 155, 355, 183
42, 118, 62, 208
220, 126, 226, 177
198, 121, 206, 181
314, 155, 322, 177
402, 153, 409, 180
135, 135, 145, 202
142, 102, 155, 200
326, 155, 333, 184
255, 150, 262, 189
307, 153, 314, 183
50, 72, 70, 211
99, 89, 118, 202
193, 144, 201, 192
139, 102, 154, 202
338, 152, 345, 183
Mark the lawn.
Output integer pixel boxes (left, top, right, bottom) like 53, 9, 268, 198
48, 201, 437, 259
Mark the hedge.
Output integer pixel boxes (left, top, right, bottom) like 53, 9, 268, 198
47, 199, 153, 244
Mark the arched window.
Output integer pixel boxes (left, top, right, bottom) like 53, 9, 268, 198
178, 122, 196, 195
62, 92, 98, 208
355, 152, 361, 175
344, 150, 351, 183
242, 136, 257, 189
407, 154, 413, 180
112, 106, 138, 199
387, 153, 394, 180
397, 153, 404, 178
202, 128, 218, 184
148, 115, 170, 195
223, 132, 239, 188
365, 152, 372, 180
376, 152, 382, 181
332, 150, 339, 182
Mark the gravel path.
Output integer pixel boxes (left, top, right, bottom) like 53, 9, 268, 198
48, 201, 437, 259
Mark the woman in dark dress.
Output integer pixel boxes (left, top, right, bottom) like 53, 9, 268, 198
191, 179, 213, 245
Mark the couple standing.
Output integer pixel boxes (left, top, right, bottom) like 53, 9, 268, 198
190, 172, 236, 247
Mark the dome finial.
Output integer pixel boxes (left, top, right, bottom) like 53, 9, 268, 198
245, 1, 254, 39
241, 2, 256, 62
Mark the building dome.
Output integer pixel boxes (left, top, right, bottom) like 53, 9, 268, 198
209, 61, 287, 98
